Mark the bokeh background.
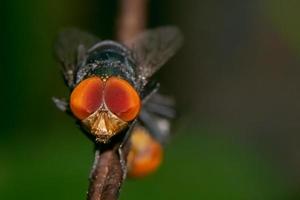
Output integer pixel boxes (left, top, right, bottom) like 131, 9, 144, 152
1, 0, 300, 199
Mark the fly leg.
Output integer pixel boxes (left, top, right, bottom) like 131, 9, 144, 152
117, 148, 127, 181
89, 148, 100, 180
52, 97, 68, 112
118, 120, 137, 181
141, 80, 160, 104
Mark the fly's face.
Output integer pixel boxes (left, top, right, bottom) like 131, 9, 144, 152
70, 76, 141, 143
54, 27, 183, 144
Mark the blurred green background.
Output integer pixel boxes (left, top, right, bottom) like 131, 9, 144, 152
1, 0, 300, 199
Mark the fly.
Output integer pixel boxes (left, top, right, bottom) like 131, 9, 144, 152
53, 27, 183, 144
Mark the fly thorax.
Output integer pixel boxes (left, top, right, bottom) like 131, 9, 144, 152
76, 46, 138, 89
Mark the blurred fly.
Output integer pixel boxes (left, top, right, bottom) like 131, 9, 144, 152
53, 27, 183, 144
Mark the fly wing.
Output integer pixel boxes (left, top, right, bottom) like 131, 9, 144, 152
54, 28, 100, 88
128, 26, 183, 88
138, 93, 176, 144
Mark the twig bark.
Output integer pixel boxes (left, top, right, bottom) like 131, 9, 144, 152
116, 0, 148, 46
87, 0, 147, 200
87, 138, 131, 200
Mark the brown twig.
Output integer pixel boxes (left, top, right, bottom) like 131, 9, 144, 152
87, 138, 131, 200
87, 0, 147, 200
116, 0, 148, 46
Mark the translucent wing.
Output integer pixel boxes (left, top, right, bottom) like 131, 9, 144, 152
128, 26, 183, 88
138, 93, 176, 144
54, 28, 100, 88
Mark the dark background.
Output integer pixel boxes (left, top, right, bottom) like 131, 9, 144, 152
1, 0, 300, 199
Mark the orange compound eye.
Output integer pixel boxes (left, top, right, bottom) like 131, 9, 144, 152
127, 127, 163, 178
70, 77, 104, 120
104, 77, 141, 121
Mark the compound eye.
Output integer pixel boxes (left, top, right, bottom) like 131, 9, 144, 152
70, 77, 104, 120
104, 77, 141, 121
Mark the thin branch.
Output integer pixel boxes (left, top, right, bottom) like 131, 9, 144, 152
87, 0, 147, 199
87, 140, 131, 200
116, 0, 148, 45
